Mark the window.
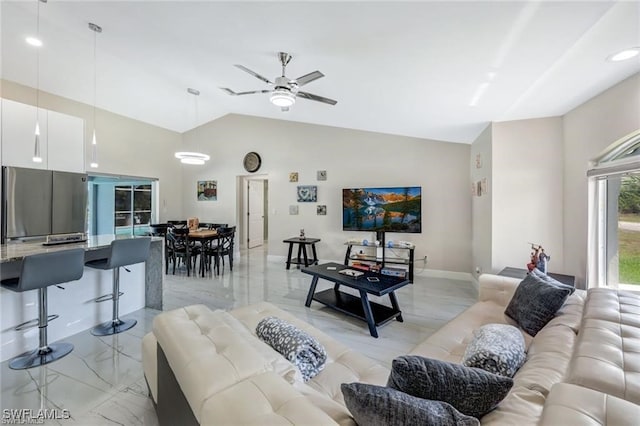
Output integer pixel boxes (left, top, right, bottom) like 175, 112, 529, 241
115, 184, 153, 236
589, 130, 640, 289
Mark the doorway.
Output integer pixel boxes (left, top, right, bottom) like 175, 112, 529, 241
240, 175, 268, 249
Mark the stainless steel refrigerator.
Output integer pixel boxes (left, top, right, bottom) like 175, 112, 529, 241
1, 166, 88, 241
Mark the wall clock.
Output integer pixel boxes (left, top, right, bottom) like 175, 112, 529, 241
243, 152, 261, 173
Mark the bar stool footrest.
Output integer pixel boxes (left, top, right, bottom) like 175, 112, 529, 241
93, 292, 124, 303
8, 342, 74, 370
90, 318, 137, 336
14, 314, 60, 331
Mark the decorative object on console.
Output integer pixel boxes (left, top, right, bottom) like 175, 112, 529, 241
317, 170, 327, 181
297, 185, 317, 202
341, 383, 480, 426
387, 355, 513, 419
197, 180, 217, 201
289, 205, 298, 215
342, 187, 421, 233
243, 151, 261, 173
527, 243, 550, 273
462, 324, 526, 378
289, 172, 298, 182
256, 316, 327, 382
299, 228, 305, 239
504, 273, 572, 336
317, 205, 327, 215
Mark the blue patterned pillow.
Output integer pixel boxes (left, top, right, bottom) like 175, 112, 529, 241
462, 324, 526, 377
341, 383, 480, 426
505, 273, 571, 336
387, 356, 513, 418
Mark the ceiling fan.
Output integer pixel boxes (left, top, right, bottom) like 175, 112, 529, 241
221, 52, 337, 111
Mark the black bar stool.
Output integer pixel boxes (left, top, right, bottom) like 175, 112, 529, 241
1, 249, 85, 370
86, 237, 151, 336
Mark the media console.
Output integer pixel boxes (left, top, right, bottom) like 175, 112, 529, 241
344, 232, 415, 282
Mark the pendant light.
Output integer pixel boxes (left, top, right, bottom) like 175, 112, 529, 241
32, 0, 47, 164
174, 88, 210, 165
88, 22, 102, 168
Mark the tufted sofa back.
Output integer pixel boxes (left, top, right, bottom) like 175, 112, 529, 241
566, 289, 640, 404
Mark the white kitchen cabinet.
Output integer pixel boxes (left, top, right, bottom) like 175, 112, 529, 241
1, 99, 48, 169
48, 110, 85, 172
1, 99, 85, 172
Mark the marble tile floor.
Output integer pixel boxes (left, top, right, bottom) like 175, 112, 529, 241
0, 245, 477, 424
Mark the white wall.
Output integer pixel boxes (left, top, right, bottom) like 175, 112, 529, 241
180, 114, 472, 273
563, 73, 640, 286
470, 124, 492, 281
491, 117, 565, 273
1, 79, 183, 222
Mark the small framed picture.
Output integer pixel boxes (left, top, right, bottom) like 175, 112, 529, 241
317, 205, 327, 215
297, 185, 318, 202
289, 205, 299, 215
289, 172, 299, 182
317, 170, 327, 181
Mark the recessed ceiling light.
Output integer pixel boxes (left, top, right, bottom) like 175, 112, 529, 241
25, 36, 42, 47
608, 47, 640, 62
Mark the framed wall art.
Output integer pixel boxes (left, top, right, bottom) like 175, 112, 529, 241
317, 205, 327, 215
197, 180, 217, 201
297, 185, 317, 202
289, 172, 299, 182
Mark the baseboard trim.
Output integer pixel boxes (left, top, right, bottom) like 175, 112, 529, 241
417, 269, 473, 282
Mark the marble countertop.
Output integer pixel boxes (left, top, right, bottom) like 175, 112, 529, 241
1, 234, 163, 263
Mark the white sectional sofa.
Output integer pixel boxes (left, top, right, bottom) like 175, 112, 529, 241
142, 274, 640, 425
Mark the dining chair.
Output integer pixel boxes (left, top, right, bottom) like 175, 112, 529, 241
208, 226, 236, 275
166, 227, 199, 276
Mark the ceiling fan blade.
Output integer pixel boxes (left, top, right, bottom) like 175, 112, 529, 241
293, 71, 324, 86
220, 88, 272, 96
297, 91, 337, 105
234, 64, 273, 84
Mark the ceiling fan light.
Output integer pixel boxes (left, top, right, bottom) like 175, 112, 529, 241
174, 151, 210, 165
270, 89, 296, 107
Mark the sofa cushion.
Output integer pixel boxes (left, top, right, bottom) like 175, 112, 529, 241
462, 323, 526, 377
387, 356, 512, 418
230, 302, 389, 405
341, 383, 480, 426
539, 383, 640, 426
567, 289, 640, 404
504, 274, 571, 336
410, 300, 530, 363
200, 372, 339, 425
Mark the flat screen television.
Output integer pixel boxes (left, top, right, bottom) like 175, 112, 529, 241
342, 186, 422, 233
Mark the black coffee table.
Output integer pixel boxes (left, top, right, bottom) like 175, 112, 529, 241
302, 262, 410, 338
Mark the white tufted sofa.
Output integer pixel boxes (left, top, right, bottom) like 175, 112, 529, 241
142, 274, 640, 425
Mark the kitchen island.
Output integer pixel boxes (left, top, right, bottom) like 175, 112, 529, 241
0, 234, 163, 362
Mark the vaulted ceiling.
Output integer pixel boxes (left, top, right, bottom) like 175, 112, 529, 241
2, 1, 639, 143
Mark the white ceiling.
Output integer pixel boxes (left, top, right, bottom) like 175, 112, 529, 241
2, 1, 639, 143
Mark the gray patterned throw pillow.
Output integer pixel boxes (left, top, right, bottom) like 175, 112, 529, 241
387, 356, 513, 418
462, 323, 526, 378
505, 273, 571, 336
341, 383, 480, 426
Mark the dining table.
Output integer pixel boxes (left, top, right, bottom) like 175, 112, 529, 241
188, 229, 220, 277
